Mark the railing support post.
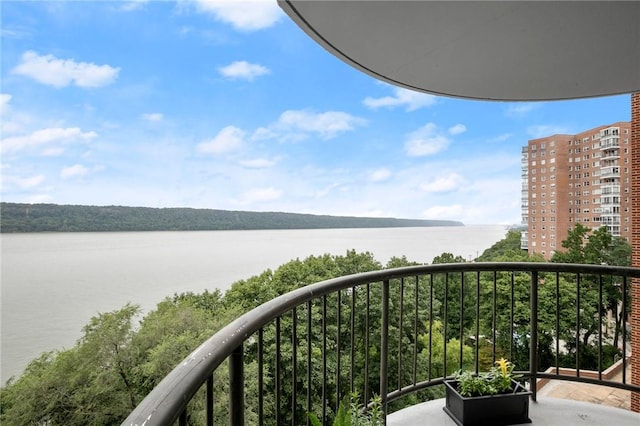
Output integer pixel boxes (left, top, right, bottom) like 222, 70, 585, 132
530, 271, 538, 402
230, 343, 244, 425
380, 280, 390, 424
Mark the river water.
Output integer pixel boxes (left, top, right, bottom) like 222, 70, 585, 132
0, 225, 507, 383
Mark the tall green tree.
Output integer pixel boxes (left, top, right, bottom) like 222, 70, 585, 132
1, 304, 141, 425
551, 224, 631, 366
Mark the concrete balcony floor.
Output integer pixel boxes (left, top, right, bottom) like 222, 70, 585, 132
386, 396, 639, 425
389, 365, 637, 424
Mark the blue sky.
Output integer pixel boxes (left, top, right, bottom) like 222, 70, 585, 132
0, 1, 632, 225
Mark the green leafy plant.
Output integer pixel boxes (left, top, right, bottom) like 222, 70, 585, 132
308, 392, 383, 426
454, 358, 521, 397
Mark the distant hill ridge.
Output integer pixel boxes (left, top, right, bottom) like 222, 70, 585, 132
0, 202, 463, 233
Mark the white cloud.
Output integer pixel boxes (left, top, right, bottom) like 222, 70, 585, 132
197, 125, 245, 154
219, 61, 270, 81
1, 174, 45, 190
117, 0, 148, 12
60, 164, 89, 179
193, 0, 283, 31
314, 182, 342, 199
238, 158, 277, 169
363, 87, 437, 111
12, 51, 120, 88
448, 124, 466, 135
42, 147, 65, 157
419, 173, 466, 193
236, 187, 283, 205
0, 93, 12, 113
1, 26, 33, 40
141, 112, 164, 122
1, 127, 97, 154
279, 110, 366, 139
0, 93, 30, 135
418, 174, 522, 224
404, 123, 451, 157
526, 124, 571, 139
368, 167, 391, 183
506, 102, 542, 117
253, 109, 367, 141
488, 133, 513, 143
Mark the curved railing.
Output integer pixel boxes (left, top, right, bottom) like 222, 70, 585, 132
122, 262, 640, 425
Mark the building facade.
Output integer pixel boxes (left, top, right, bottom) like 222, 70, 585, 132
521, 122, 632, 260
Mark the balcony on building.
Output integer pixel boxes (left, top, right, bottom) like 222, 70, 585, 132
600, 139, 621, 151
600, 167, 621, 179
121, 262, 639, 425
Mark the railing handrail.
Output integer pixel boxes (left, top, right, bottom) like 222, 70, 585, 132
122, 262, 640, 426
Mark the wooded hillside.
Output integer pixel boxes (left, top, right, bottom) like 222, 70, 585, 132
0, 202, 463, 232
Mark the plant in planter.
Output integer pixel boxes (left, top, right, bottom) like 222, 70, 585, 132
443, 358, 532, 426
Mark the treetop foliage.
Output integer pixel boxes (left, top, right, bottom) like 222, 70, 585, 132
551, 223, 631, 266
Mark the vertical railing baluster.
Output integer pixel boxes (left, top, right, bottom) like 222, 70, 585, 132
230, 343, 244, 425
475, 271, 480, 375
413, 276, 419, 386
459, 272, 464, 372
276, 318, 281, 425
443, 273, 449, 377
292, 307, 297, 426
576, 274, 581, 376
206, 375, 214, 426
598, 274, 603, 380
555, 272, 560, 375
306, 302, 312, 426
258, 328, 264, 426
380, 280, 390, 423
351, 286, 356, 393
322, 296, 327, 423
510, 272, 515, 361
428, 274, 433, 382
398, 278, 404, 390
365, 283, 370, 402
622, 275, 627, 384
492, 271, 497, 364
336, 291, 341, 409
530, 270, 538, 402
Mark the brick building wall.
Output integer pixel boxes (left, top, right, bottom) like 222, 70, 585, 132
524, 122, 632, 260
631, 92, 640, 412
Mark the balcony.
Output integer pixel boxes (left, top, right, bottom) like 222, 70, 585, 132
122, 262, 640, 425
600, 139, 620, 150
601, 186, 621, 195
600, 151, 620, 161
600, 168, 621, 179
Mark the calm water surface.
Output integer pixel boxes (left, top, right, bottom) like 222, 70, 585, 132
1, 225, 507, 383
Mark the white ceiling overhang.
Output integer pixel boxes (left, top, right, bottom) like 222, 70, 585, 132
278, 1, 640, 101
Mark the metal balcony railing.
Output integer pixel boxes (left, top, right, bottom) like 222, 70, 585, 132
122, 262, 640, 426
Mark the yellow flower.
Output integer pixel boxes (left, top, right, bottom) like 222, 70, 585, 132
496, 358, 509, 377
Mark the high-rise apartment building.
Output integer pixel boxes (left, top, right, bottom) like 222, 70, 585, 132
521, 122, 632, 260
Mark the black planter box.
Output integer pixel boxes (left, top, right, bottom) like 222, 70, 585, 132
443, 379, 532, 426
